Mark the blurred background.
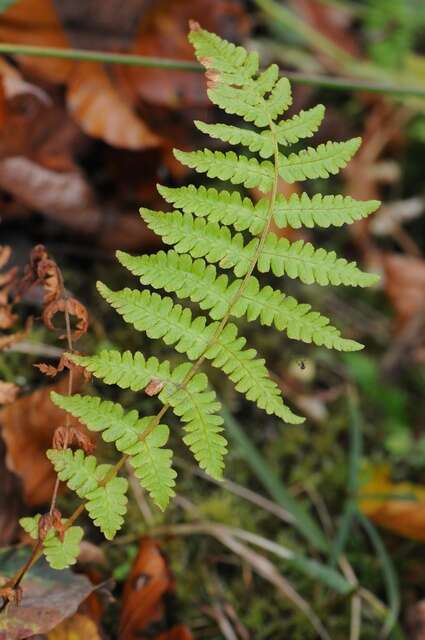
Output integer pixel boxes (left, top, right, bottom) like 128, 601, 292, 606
0, 1, 425, 638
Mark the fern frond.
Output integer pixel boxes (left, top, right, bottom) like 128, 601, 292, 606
194, 105, 325, 159
162, 363, 227, 478
85, 477, 128, 540
256, 234, 379, 287
141, 209, 252, 275
279, 138, 361, 183
140, 210, 376, 287
70, 351, 226, 479
98, 283, 302, 424
188, 23, 259, 85
119, 250, 362, 351
174, 149, 274, 192
273, 193, 381, 229
46, 446, 128, 539
157, 184, 266, 234
50, 393, 176, 510
20, 515, 83, 570
195, 120, 275, 159
207, 77, 292, 127
274, 105, 325, 145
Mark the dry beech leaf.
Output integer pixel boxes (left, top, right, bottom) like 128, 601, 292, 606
67, 61, 160, 150
0, 0, 73, 83
119, 538, 171, 639
0, 57, 51, 105
0, 381, 19, 405
47, 613, 101, 640
0, 1, 160, 150
0, 546, 94, 640
0, 157, 102, 233
359, 465, 425, 541
383, 253, 425, 330
119, 537, 192, 640
0, 374, 86, 506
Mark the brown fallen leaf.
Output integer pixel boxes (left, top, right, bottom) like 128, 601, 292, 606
0, 374, 86, 506
0, 546, 94, 639
119, 538, 171, 639
383, 253, 425, 331
47, 612, 101, 640
0, 0, 160, 150
67, 61, 160, 150
0, 57, 50, 107
155, 626, 194, 640
358, 465, 425, 541
119, 537, 193, 640
0, 158, 102, 233
0, 437, 24, 546
0, 381, 19, 405
0, 0, 73, 83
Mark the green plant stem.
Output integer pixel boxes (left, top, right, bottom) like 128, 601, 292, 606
1, 42, 425, 97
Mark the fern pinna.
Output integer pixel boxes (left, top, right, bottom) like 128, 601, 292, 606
24, 24, 379, 568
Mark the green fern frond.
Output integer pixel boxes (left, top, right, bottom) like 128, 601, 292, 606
48, 24, 380, 538
274, 105, 325, 145
188, 23, 259, 85
157, 184, 266, 234
97, 283, 302, 424
67, 351, 226, 479
119, 250, 362, 351
208, 77, 292, 127
273, 193, 381, 229
85, 477, 128, 540
140, 209, 376, 286
279, 138, 361, 183
194, 105, 325, 159
174, 149, 274, 192
50, 393, 176, 510
141, 209, 251, 275
20, 515, 83, 570
256, 235, 379, 286
46, 446, 128, 539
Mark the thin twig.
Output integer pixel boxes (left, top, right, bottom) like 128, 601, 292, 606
0, 43, 424, 96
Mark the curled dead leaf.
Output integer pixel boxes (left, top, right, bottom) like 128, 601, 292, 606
43, 297, 89, 341
52, 425, 95, 455
35, 352, 92, 381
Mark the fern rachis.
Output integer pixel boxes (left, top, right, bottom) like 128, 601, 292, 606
23, 23, 379, 570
